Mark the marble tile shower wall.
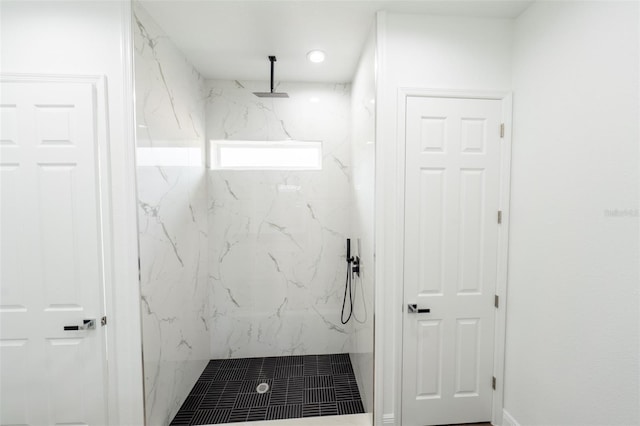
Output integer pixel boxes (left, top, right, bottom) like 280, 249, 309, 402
134, 4, 210, 426
205, 80, 352, 359
347, 29, 376, 412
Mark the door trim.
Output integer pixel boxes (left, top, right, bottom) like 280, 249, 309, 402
396, 88, 512, 426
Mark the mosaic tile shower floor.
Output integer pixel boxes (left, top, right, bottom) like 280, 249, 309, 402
170, 353, 365, 425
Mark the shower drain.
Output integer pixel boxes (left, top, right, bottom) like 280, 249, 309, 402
256, 382, 270, 394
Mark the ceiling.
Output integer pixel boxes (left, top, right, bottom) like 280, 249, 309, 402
139, 0, 533, 83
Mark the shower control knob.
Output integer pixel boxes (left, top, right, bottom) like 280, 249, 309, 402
351, 256, 360, 277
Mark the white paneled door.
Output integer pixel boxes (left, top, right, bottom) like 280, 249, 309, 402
0, 78, 110, 425
402, 96, 503, 425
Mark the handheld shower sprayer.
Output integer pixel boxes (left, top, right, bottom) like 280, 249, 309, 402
346, 238, 350, 262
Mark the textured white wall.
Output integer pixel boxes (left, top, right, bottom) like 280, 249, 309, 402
133, 4, 210, 426
375, 12, 514, 422
348, 26, 376, 413
505, 2, 640, 424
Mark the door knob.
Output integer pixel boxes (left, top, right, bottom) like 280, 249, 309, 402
64, 319, 96, 331
408, 304, 430, 314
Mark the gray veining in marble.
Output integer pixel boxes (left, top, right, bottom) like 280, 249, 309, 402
346, 29, 376, 413
134, 4, 210, 426
206, 80, 352, 359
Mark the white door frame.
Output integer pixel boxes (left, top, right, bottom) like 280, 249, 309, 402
396, 88, 512, 425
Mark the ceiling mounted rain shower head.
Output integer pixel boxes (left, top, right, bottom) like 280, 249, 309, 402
253, 55, 289, 98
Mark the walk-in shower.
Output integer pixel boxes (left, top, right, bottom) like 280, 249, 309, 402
133, 2, 375, 425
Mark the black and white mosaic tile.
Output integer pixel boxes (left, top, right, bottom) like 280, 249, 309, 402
170, 353, 365, 425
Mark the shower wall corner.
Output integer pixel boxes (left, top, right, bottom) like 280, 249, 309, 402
347, 24, 377, 415
133, 3, 210, 425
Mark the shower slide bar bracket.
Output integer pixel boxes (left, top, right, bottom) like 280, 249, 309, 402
345, 238, 360, 277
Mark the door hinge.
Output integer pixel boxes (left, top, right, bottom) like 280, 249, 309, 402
494, 295, 499, 308
101, 316, 107, 326
500, 123, 505, 138
492, 376, 497, 390
497, 210, 502, 224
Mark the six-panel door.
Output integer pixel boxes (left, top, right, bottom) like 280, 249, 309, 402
402, 96, 503, 426
0, 80, 109, 425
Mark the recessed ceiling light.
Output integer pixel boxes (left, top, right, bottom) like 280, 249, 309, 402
309, 97, 320, 103
307, 50, 326, 63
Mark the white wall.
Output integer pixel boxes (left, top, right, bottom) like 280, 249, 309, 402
375, 12, 513, 424
0, 1, 144, 424
133, 4, 210, 425
505, 2, 640, 424
348, 26, 376, 413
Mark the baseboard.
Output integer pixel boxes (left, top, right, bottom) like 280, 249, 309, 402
382, 413, 395, 425
502, 409, 521, 426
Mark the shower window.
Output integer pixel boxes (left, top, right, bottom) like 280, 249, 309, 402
209, 140, 322, 170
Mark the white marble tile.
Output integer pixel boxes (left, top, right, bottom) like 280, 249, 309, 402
134, 3, 209, 425
134, 5, 205, 150
346, 30, 376, 413
206, 80, 352, 358
137, 167, 211, 426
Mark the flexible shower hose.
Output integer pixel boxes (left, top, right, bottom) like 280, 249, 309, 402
341, 261, 354, 324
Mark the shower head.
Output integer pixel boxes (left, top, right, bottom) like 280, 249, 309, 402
254, 92, 289, 98
253, 55, 289, 98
